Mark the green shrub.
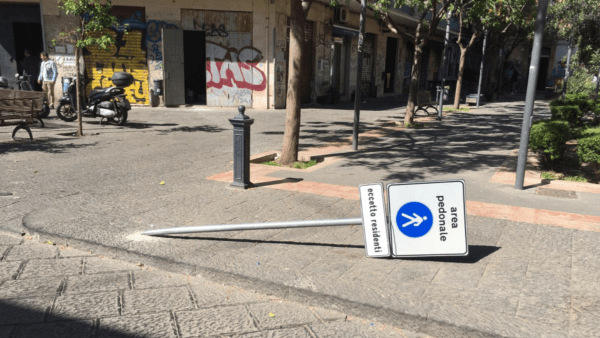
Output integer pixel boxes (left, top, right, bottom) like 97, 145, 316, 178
577, 129, 600, 180
550, 105, 583, 126
578, 136, 600, 164
565, 93, 590, 101
529, 120, 571, 163
566, 67, 596, 97
549, 99, 565, 107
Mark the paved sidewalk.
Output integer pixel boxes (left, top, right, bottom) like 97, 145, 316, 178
0, 231, 415, 338
2, 97, 600, 337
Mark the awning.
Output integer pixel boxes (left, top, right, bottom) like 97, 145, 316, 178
332, 24, 359, 37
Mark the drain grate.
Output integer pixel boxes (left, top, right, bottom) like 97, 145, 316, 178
535, 187, 578, 199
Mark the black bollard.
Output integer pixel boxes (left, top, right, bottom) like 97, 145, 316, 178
229, 105, 254, 189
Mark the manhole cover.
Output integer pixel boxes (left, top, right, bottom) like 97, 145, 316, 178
535, 187, 578, 199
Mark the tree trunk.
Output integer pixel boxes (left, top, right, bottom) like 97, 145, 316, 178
75, 47, 84, 137
280, 0, 305, 165
404, 45, 423, 125
453, 47, 467, 109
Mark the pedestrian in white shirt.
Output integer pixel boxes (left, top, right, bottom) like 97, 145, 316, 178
37, 51, 57, 109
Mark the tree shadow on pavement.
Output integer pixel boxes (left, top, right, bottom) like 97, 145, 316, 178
158, 125, 226, 134
0, 139, 97, 155
287, 111, 536, 182
83, 121, 178, 130
0, 300, 145, 338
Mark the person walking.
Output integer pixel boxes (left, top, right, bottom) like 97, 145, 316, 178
37, 51, 57, 109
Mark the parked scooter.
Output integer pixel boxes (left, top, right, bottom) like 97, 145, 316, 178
56, 72, 132, 125
14, 73, 51, 118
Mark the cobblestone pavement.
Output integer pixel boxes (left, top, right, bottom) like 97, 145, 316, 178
2, 98, 600, 337
0, 231, 427, 338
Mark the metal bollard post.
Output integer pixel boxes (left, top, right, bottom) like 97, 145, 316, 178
229, 105, 254, 189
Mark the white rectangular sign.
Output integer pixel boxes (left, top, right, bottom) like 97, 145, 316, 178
387, 180, 468, 257
359, 183, 391, 258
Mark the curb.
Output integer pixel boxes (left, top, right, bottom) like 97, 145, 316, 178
20, 213, 566, 338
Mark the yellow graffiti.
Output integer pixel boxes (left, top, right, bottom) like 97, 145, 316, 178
84, 30, 149, 105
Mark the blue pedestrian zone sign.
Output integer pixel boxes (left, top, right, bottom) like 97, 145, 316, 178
396, 202, 433, 238
387, 180, 468, 257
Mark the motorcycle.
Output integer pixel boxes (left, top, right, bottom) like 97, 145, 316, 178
15, 74, 51, 118
56, 72, 132, 126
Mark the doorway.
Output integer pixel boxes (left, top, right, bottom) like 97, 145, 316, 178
537, 57, 550, 90
183, 30, 206, 105
12, 22, 44, 91
332, 37, 349, 96
384, 37, 398, 93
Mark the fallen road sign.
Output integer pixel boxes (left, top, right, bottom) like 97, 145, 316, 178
142, 180, 469, 259
387, 180, 468, 257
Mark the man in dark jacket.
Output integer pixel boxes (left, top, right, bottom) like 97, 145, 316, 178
20, 50, 39, 90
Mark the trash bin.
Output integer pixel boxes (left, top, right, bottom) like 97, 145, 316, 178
153, 79, 163, 96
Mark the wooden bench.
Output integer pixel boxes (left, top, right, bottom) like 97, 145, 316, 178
0, 89, 45, 141
415, 90, 438, 115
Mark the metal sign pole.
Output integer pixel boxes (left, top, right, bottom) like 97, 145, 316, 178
515, 0, 550, 190
437, 11, 451, 121
142, 218, 363, 236
476, 30, 488, 108
352, 0, 367, 151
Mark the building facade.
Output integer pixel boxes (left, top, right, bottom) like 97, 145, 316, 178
1, 0, 471, 110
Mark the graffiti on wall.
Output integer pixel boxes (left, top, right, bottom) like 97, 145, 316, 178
84, 29, 149, 104
192, 20, 229, 37
145, 20, 178, 72
83, 11, 179, 105
205, 41, 265, 106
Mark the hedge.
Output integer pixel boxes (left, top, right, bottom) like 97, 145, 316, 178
577, 128, 600, 178
550, 105, 583, 126
529, 120, 571, 161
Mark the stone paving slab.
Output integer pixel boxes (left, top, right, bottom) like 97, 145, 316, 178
0, 232, 412, 337
175, 306, 258, 337
50, 291, 119, 321
13, 320, 95, 338
98, 313, 176, 338
64, 273, 130, 295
